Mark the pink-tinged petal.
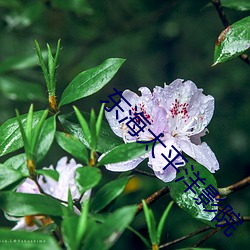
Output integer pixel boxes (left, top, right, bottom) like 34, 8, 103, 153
148, 139, 184, 182
178, 138, 219, 173
153, 79, 214, 137
104, 155, 146, 172
16, 178, 40, 194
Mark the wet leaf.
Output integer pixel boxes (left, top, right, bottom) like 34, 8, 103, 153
213, 16, 250, 65
168, 160, 218, 227
0, 111, 44, 157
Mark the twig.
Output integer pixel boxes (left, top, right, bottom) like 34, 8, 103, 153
159, 226, 212, 249
193, 228, 219, 247
134, 169, 156, 178
136, 186, 169, 215
160, 216, 250, 249
211, 0, 250, 66
219, 176, 250, 196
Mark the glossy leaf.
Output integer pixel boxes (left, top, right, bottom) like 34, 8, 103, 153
83, 205, 137, 250
59, 58, 125, 106
0, 164, 27, 190
213, 16, 250, 65
221, 0, 250, 11
59, 112, 123, 153
75, 167, 102, 194
4, 154, 28, 175
168, 160, 218, 227
0, 228, 60, 250
0, 192, 65, 216
56, 131, 89, 165
97, 142, 149, 166
0, 76, 46, 102
36, 116, 56, 162
0, 111, 44, 157
91, 176, 132, 213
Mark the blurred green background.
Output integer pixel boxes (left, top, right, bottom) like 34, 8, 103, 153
0, 0, 249, 249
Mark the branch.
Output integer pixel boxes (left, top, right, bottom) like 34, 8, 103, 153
134, 169, 156, 178
159, 226, 212, 249
160, 216, 250, 249
219, 176, 250, 196
211, 0, 250, 66
136, 186, 169, 215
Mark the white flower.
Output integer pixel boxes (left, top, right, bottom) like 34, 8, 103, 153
103, 79, 219, 182
12, 157, 90, 231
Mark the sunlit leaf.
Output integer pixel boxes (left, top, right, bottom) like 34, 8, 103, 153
59, 58, 125, 106
213, 16, 250, 65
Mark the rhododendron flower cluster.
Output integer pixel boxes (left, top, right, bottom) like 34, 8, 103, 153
103, 79, 219, 182
11, 157, 89, 231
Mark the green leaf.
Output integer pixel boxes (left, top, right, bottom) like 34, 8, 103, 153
52, 0, 93, 14
75, 167, 102, 194
0, 51, 47, 74
97, 142, 149, 166
127, 226, 151, 248
0, 228, 60, 250
73, 106, 91, 147
36, 116, 56, 162
83, 205, 137, 250
0, 164, 27, 190
0, 76, 46, 102
56, 131, 89, 165
96, 104, 105, 140
36, 169, 59, 181
4, 154, 28, 175
142, 200, 157, 245
62, 215, 80, 250
59, 112, 123, 153
90, 109, 97, 150
59, 58, 125, 106
91, 176, 132, 213
176, 248, 216, 250
0, 111, 44, 157
213, 16, 250, 65
168, 160, 218, 227
157, 201, 174, 244
221, 0, 250, 11
0, 192, 65, 216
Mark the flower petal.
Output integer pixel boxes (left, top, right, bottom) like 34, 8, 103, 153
178, 138, 219, 173
105, 155, 146, 172
148, 139, 184, 182
154, 79, 214, 137
16, 178, 40, 194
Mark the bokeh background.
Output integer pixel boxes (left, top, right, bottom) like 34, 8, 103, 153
0, 0, 249, 249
